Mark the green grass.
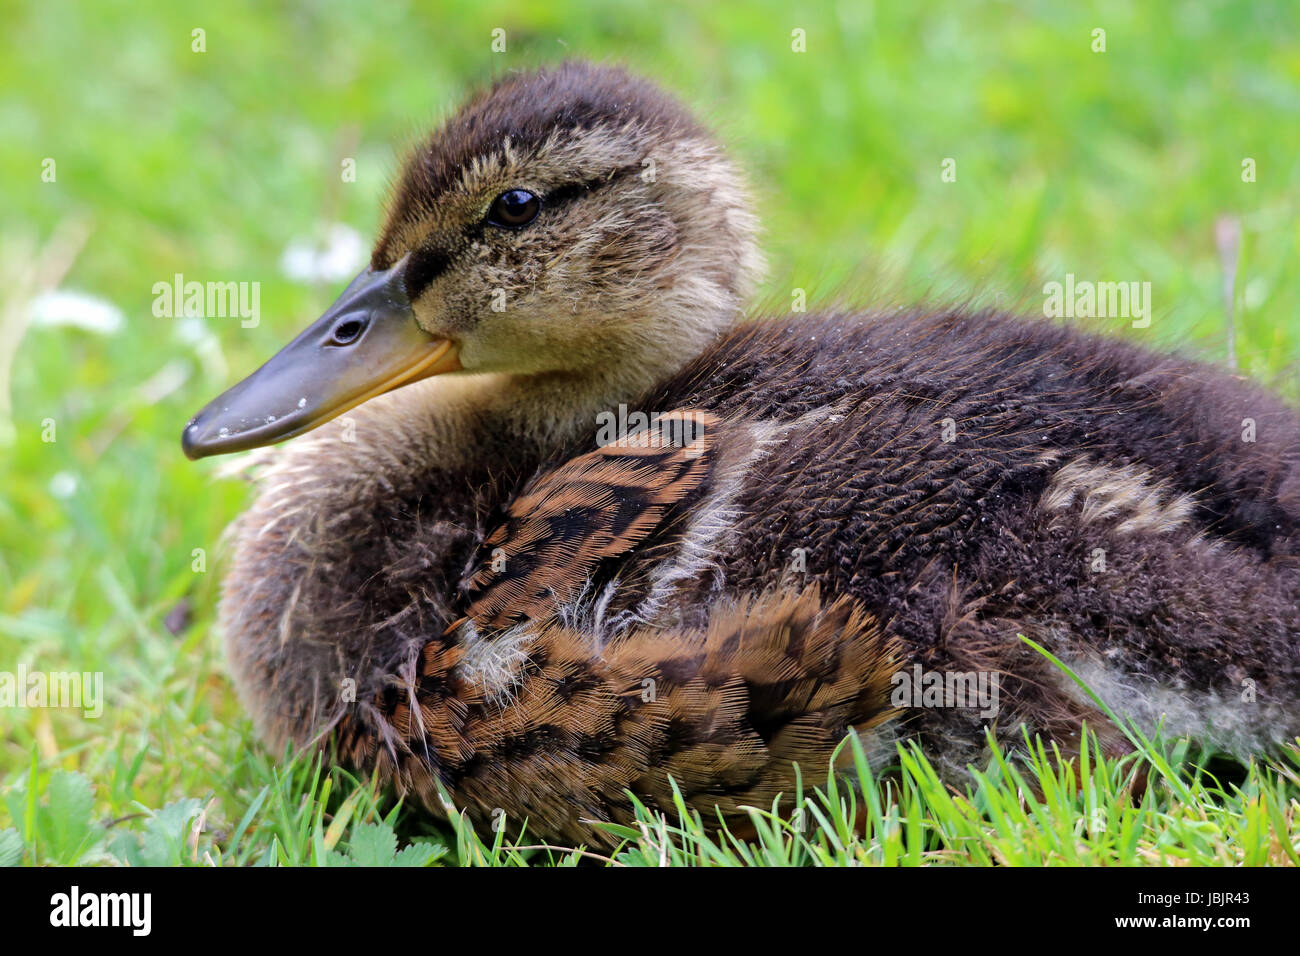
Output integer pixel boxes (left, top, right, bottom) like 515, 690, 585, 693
2, 0, 1299, 866
4, 728, 1299, 867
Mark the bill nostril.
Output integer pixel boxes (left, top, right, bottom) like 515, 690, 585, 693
329, 317, 367, 345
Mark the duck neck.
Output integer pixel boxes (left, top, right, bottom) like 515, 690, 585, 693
473, 320, 730, 459
486, 369, 662, 453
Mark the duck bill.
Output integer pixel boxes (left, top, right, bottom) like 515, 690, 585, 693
181, 258, 460, 460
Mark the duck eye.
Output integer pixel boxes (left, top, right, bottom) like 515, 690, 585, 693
329, 317, 367, 346
487, 189, 541, 228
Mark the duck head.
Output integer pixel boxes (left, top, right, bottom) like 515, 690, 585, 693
182, 62, 763, 459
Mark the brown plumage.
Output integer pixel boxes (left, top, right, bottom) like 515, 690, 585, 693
459, 410, 721, 629
187, 62, 1300, 849
337, 588, 896, 847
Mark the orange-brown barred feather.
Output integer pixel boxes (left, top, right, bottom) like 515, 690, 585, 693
459, 410, 722, 629
366, 588, 899, 848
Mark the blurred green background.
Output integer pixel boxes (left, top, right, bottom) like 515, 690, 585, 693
1, 0, 1297, 860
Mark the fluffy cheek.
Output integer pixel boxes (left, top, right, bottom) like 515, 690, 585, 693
561, 203, 680, 295
413, 238, 542, 337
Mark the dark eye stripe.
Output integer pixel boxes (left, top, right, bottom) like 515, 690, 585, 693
402, 162, 648, 298
403, 246, 453, 300
544, 163, 643, 210
543, 181, 594, 208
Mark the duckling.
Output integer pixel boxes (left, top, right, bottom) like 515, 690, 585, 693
184, 62, 1300, 847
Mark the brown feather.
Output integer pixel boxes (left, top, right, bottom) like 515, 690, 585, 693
372, 588, 899, 848
459, 410, 721, 629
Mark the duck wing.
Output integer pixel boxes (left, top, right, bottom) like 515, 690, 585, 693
456, 409, 722, 630
367, 587, 899, 848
